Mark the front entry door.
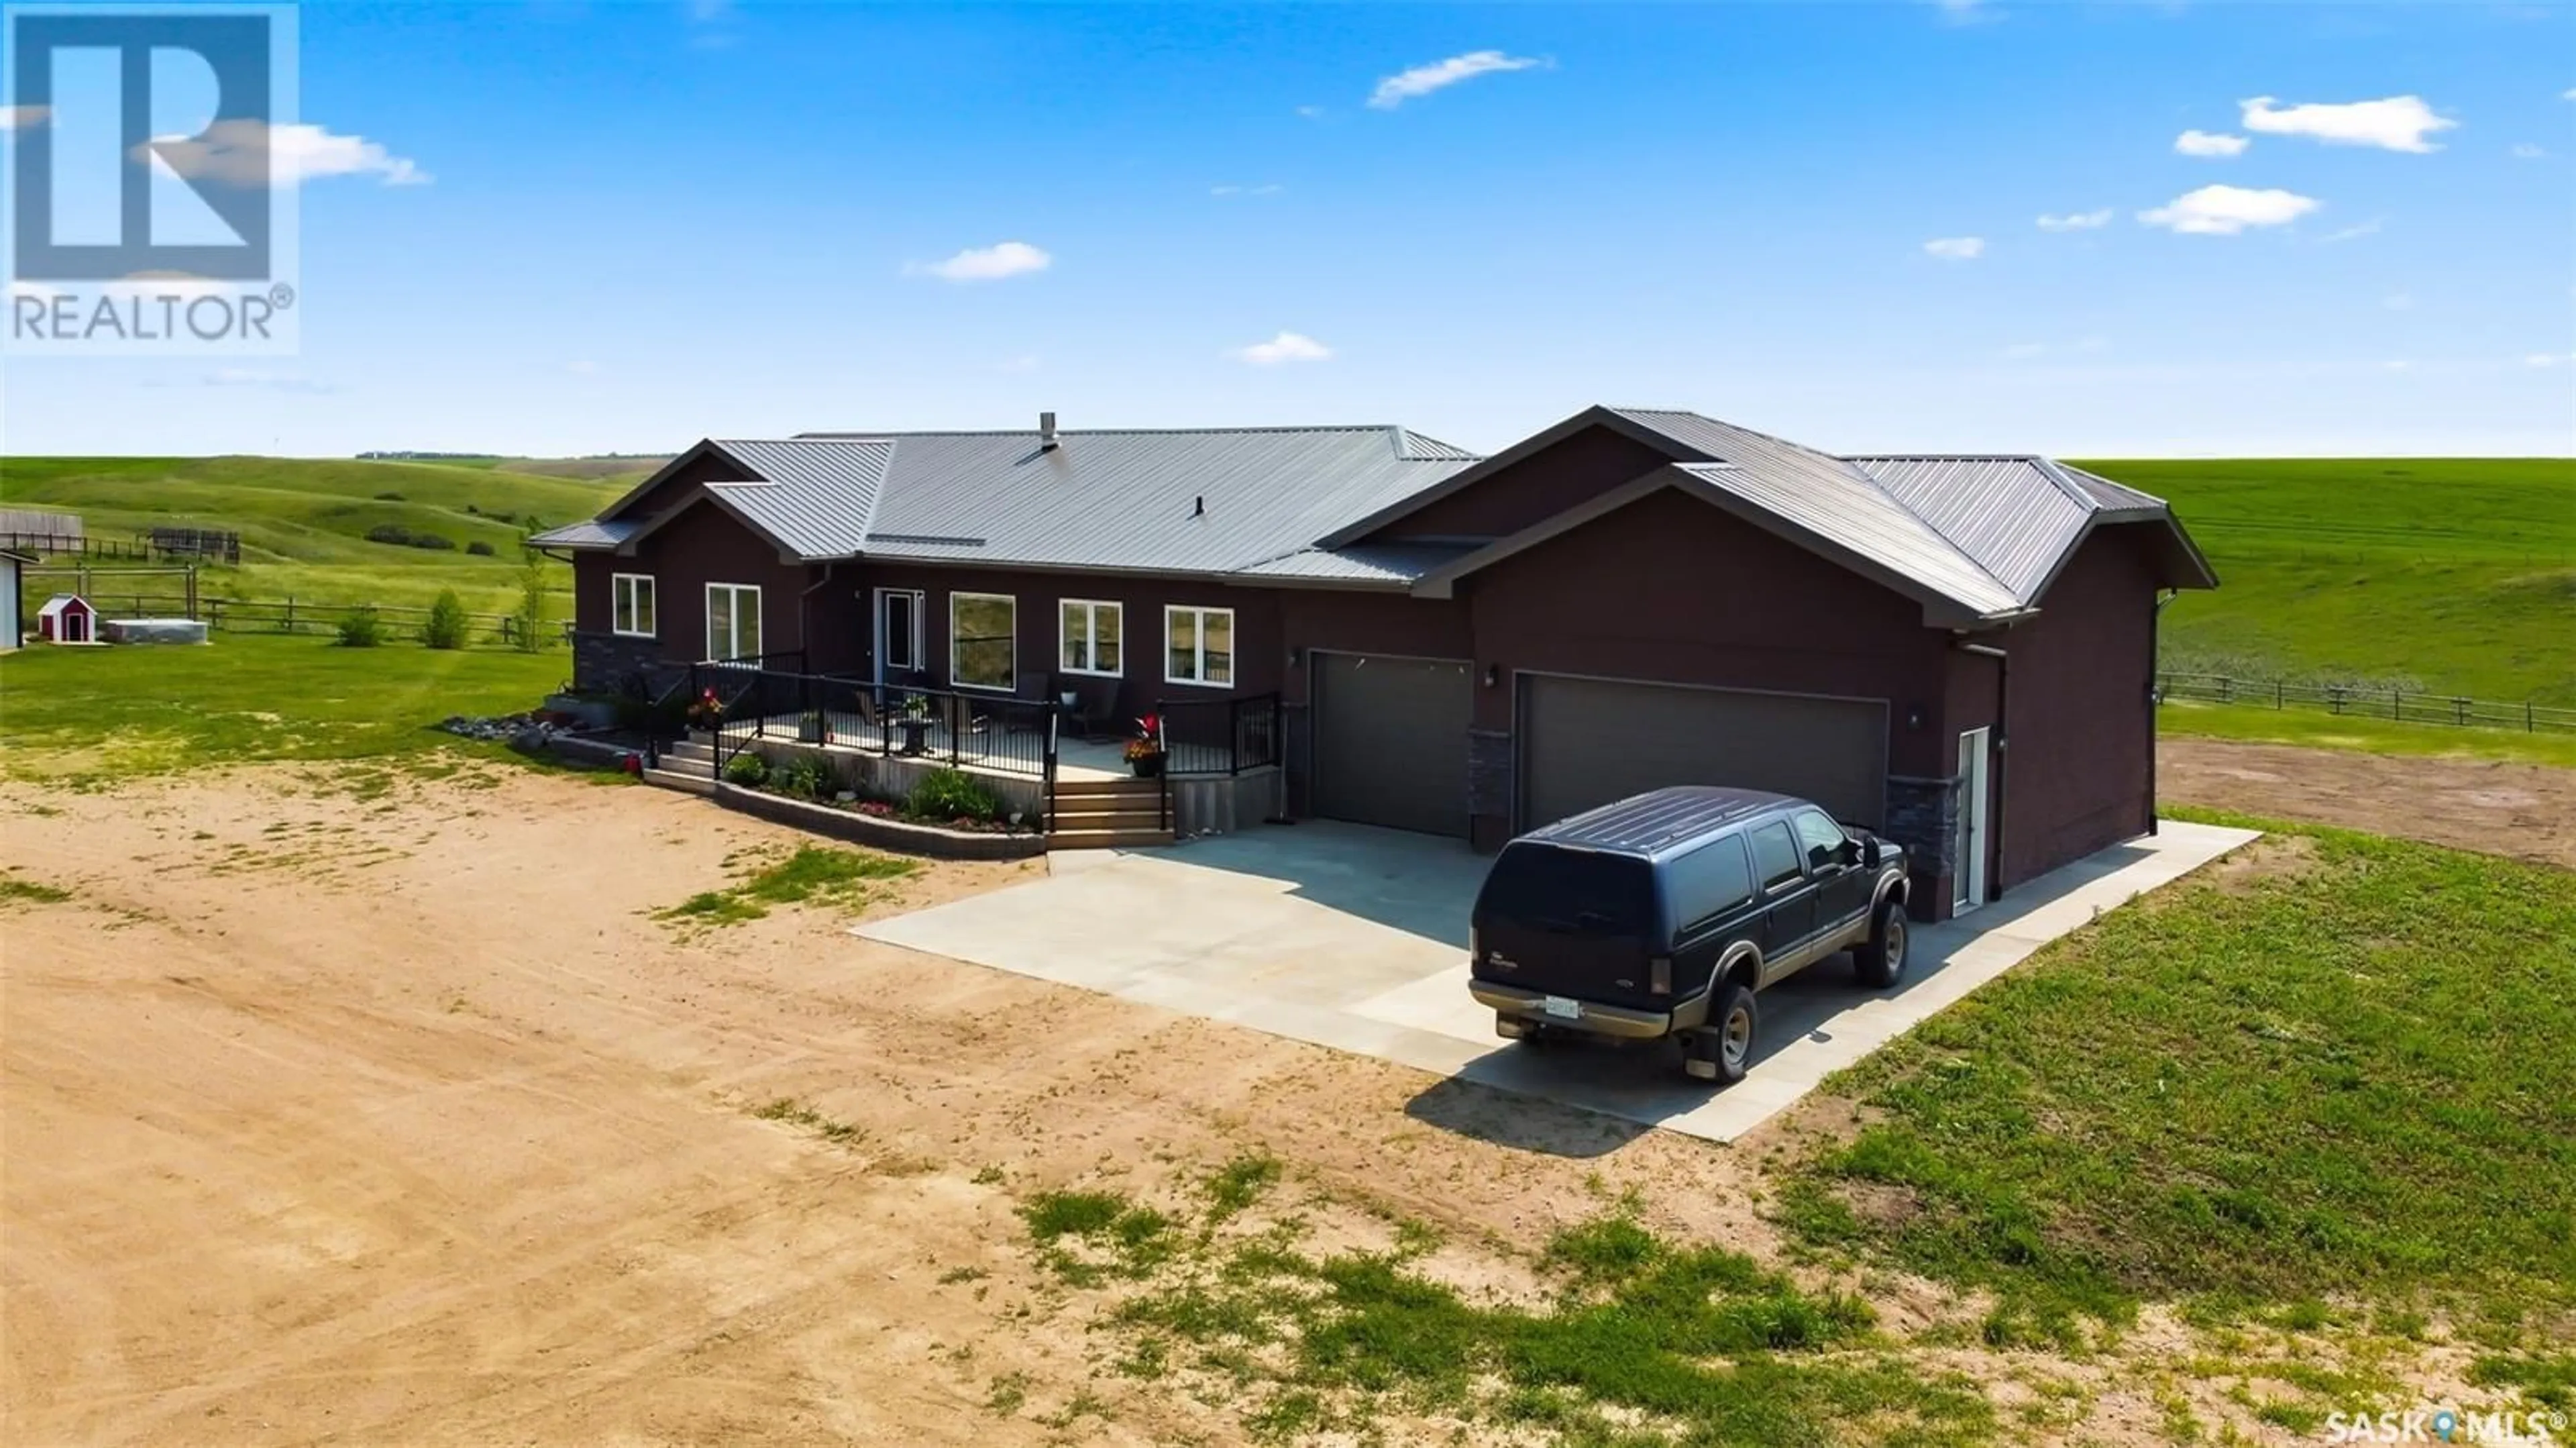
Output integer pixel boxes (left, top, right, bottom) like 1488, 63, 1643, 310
873, 588, 922, 696
1953, 727, 1991, 915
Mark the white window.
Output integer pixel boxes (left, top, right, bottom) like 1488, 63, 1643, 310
704, 582, 762, 661
1164, 605, 1234, 688
1059, 599, 1123, 676
611, 573, 656, 637
951, 592, 1016, 691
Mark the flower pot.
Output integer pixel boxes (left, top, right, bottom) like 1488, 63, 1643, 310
1129, 754, 1167, 779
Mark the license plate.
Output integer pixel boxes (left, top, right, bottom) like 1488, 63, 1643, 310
1542, 995, 1582, 1021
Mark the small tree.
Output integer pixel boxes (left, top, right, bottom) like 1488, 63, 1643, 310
513, 523, 551, 652
423, 588, 470, 650
335, 607, 384, 648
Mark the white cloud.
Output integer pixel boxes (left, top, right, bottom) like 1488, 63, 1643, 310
2528, 352, 2575, 368
686, 0, 732, 19
2174, 130, 2250, 158
1230, 331, 1333, 365
2320, 219, 2383, 244
2382, 360, 2411, 372
1210, 183, 1285, 197
1932, 0, 2002, 25
144, 119, 430, 187
566, 359, 598, 375
2511, 142, 2548, 160
996, 354, 1040, 374
2137, 185, 2320, 236
201, 368, 334, 394
2035, 209, 2112, 231
905, 241, 1053, 282
2564, 88, 2576, 101
2002, 342, 2048, 359
1366, 50, 1547, 109
1923, 236, 1986, 260
2239, 95, 2456, 153
0, 105, 47, 132
1295, 105, 1326, 119
2382, 292, 2414, 311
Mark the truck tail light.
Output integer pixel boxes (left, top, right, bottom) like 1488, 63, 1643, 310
1650, 955, 1672, 994
1470, 926, 1482, 962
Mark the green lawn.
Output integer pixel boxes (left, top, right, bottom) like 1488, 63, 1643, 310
2075, 458, 2576, 707
2159, 699, 2576, 769
1782, 813, 2576, 1339
0, 630, 566, 783
0, 455, 624, 612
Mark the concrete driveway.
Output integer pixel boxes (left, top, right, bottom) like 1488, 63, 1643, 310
857, 817, 2257, 1145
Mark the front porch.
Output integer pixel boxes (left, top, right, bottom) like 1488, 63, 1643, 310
721, 710, 1132, 784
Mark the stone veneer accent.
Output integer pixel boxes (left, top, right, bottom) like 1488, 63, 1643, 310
1881, 772, 1961, 899
570, 630, 684, 696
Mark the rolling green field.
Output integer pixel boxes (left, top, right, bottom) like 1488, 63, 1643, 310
2074, 457, 2576, 707
4, 452, 2570, 709
0, 456, 645, 613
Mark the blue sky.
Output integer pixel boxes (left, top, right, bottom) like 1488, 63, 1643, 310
4, 0, 2573, 458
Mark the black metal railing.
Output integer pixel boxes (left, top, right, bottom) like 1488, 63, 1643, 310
701, 666, 1062, 803
1155, 692, 1282, 776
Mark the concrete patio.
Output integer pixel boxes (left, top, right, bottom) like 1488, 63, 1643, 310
855, 817, 2259, 1145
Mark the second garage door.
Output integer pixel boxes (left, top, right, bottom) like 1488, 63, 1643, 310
1519, 674, 1888, 831
1310, 653, 1474, 837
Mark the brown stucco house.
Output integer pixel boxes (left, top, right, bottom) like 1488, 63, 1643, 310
533, 405, 2213, 919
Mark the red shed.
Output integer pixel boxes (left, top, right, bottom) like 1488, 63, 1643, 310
36, 594, 96, 643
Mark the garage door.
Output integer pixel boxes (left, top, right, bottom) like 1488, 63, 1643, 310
1311, 653, 1474, 837
1519, 675, 1887, 831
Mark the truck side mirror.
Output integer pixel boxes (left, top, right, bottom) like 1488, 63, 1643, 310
1861, 838, 1883, 869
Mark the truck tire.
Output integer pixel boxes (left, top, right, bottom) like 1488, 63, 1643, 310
1688, 982, 1758, 1086
1854, 896, 1909, 988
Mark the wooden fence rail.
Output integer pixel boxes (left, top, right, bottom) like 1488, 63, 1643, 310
50, 590, 566, 646
2157, 672, 2574, 735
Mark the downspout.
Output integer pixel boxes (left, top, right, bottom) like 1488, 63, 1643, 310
2149, 588, 2179, 837
799, 561, 838, 672
1959, 640, 2010, 904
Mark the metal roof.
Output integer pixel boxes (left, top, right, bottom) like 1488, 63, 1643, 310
2052, 462, 2170, 514
1233, 541, 1479, 582
1841, 456, 2093, 601
1520, 784, 1798, 858
1670, 462, 2023, 619
526, 517, 646, 550
702, 438, 893, 559
795, 425, 1479, 573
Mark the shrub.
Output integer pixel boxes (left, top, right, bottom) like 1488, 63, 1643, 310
423, 589, 470, 650
511, 549, 549, 652
464, 540, 496, 557
464, 502, 480, 515
335, 607, 384, 648
374, 490, 405, 501
908, 767, 1002, 823
723, 752, 769, 787
363, 522, 457, 551
774, 756, 828, 800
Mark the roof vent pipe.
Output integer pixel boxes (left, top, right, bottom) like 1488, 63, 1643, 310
1193, 495, 1205, 517
1038, 411, 1059, 451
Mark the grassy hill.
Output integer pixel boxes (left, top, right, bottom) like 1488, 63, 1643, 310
0, 456, 639, 613
2072, 458, 2576, 707
5, 452, 2569, 707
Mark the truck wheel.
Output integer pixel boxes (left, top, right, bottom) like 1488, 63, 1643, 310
1854, 896, 1909, 988
1687, 983, 1757, 1086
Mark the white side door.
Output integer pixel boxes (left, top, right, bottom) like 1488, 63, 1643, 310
1953, 727, 1990, 915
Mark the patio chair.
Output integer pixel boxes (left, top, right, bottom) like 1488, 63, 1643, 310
1060, 674, 1122, 741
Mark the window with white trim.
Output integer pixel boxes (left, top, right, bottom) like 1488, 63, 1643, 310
1164, 605, 1234, 688
1059, 599, 1123, 676
612, 573, 656, 637
951, 592, 1016, 690
705, 582, 762, 661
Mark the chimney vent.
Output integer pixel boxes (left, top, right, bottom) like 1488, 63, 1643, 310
1193, 495, 1205, 517
1038, 411, 1059, 451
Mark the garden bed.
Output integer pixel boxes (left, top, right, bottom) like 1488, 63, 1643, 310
710, 782, 1045, 860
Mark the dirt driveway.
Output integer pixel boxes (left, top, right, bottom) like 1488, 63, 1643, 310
2161, 735, 2576, 870
0, 764, 1756, 1446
